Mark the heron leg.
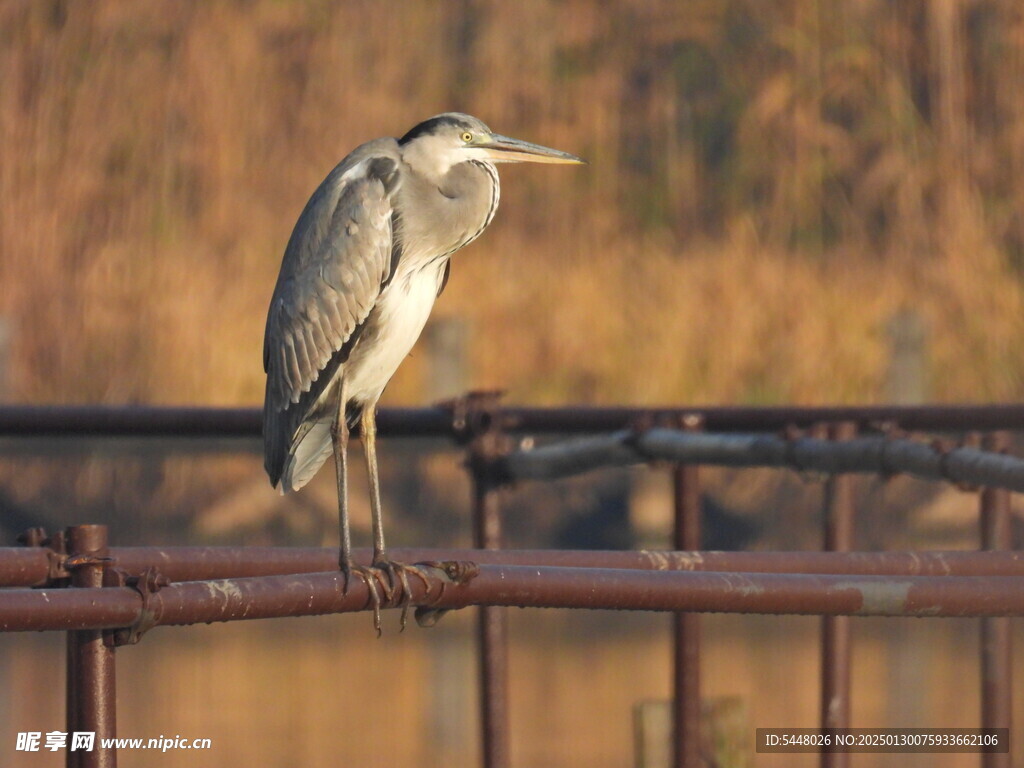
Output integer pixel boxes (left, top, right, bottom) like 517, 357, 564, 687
332, 377, 353, 584
361, 404, 387, 563
333, 382, 386, 629
362, 405, 425, 626
360, 406, 429, 630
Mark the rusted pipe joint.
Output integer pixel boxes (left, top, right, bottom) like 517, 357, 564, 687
412, 560, 480, 628
626, 412, 706, 465
65, 554, 115, 570
932, 436, 977, 492
442, 391, 516, 488
443, 390, 506, 444
16, 527, 70, 583
104, 566, 170, 646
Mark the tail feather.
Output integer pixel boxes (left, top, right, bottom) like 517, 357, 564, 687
278, 421, 334, 492
264, 400, 364, 493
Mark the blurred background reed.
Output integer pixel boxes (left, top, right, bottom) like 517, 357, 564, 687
1, 1, 1023, 766
3, 0, 1024, 410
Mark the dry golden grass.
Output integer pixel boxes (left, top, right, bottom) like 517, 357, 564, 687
1, 0, 1023, 410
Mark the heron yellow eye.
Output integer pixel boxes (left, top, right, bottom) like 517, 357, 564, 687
461, 132, 473, 143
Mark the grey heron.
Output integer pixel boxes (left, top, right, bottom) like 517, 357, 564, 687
262, 113, 583, 614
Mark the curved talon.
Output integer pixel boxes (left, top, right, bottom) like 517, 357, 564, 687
350, 565, 383, 636
394, 563, 431, 631
396, 564, 413, 597
370, 561, 398, 604
406, 564, 433, 595
340, 562, 354, 596
396, 566, 413, 631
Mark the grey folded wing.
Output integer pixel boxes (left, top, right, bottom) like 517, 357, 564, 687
262, 138, 402, 486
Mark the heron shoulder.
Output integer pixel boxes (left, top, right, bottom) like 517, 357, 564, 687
333, 137, 402, 183
277, 139, 400, 272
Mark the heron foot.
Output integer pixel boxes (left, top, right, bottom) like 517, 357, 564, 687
339, 557, 431, 633
371, 558, 432, 632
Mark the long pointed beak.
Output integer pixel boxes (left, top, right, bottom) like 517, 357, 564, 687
479, 134, 586, 165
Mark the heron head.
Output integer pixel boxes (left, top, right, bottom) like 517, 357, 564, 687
399, 112, 585, 178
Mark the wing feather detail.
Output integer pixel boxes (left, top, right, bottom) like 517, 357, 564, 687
262, 138, 401, 485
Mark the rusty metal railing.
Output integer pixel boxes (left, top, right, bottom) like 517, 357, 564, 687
1, 402, 1021, 768
2, 401, 1024, 437
7, 544, 1024, 633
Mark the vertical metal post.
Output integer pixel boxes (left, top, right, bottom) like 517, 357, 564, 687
820, 422, 855, 768
672, 457, 702, 768
980, 432, 1012, 768
65, 524, 116, 768
473, 470, 509, 768
458, 392, 511, 768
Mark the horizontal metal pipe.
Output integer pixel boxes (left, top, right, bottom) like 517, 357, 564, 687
6, 547, 1024, 587
503, 430, 1024, 491
3, 566, 1024, 632
499, 404, 1024, 434
1, 403, 1024, 440
433, 568, 1024, 617
0, 406, 263, 439
0, 548, 52, 586
1, 584, 141, 631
